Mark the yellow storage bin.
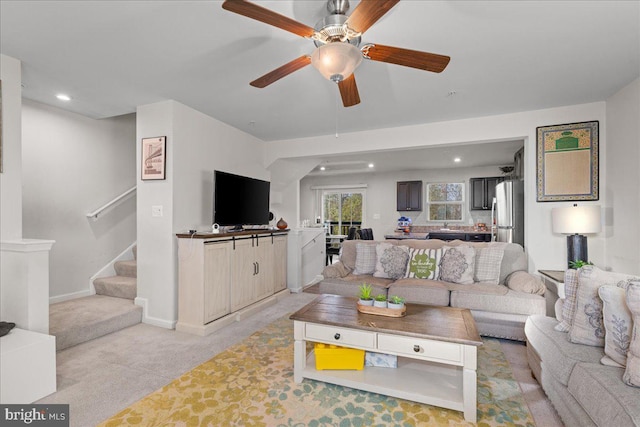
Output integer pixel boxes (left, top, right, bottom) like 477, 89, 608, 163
314, 343, 365, 370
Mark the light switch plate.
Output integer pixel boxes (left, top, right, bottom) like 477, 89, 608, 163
152, 205, 163, 217
373, 213, 381, 220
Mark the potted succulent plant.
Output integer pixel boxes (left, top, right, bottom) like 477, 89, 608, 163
387, 295, 405, 310
358, 283, 374, 306
374, 294, 388, 308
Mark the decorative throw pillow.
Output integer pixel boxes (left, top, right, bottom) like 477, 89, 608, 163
555, 268, 579, 332
404, 248, 443, 280
439, 245, 475, 285
352, 243, 377, 275
374, 244, 410, 279
599, 285, 633, 367
623, 282, 640, 387
569, 266, 640, 347
474, 247, 504, 284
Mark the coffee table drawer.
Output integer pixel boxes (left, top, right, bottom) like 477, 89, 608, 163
305, 324, 375, 348
378, 334, 463, 363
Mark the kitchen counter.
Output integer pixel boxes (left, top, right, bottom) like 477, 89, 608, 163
384, 233, 428, 240
385, 230, 493, 242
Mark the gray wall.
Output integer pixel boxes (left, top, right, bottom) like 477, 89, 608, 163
300, 165, 506, 240
0, 54, 23, 240
22, 100, 137, 299
605, 78, 640, 274
135, 100, 268, 327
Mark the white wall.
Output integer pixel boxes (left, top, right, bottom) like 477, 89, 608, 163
268, 102, 608, 273
21, 100, 137, 299
0, 54, 23, 240
136, 100, 267, 327
605, 78, 640, 274
301, 165, 509, 240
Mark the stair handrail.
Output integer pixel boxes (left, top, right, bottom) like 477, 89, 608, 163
86, 186, 136, 219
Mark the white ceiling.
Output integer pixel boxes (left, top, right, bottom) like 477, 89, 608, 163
1, 1, 638, 145
306, 139, 524, 176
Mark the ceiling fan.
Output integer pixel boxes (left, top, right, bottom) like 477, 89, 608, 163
222, 0, 450, 107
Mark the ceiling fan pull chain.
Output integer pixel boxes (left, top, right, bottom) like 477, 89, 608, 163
335, 88, 339, 138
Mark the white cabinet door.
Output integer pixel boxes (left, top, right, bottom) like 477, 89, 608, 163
204, 242, 231, 323
273, 235, 288, 292
254, 236, 274, 301
230, 238, 257, 311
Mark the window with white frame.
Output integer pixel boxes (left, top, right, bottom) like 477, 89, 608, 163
426, 182, 464, 222
321, 190, 364, 235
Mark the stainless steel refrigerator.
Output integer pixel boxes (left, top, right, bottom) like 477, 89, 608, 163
491, 180, 524, 246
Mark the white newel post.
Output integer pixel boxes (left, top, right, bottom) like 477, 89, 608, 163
1, 239, 55, 333
0, 239, 57, 404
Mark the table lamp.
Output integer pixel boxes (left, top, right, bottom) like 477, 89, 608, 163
551, 204, 601, 268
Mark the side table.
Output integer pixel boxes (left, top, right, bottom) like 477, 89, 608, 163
539, 270, 565, 318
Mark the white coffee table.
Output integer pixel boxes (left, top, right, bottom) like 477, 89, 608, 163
290, 295, 483, 422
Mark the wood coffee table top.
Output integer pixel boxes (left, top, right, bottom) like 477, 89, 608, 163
290, 294, 482, 347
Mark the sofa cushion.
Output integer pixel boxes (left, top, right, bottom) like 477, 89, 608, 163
525, 315, 603, 386
451, 288, 544, 316
353, 243, 378, 275
506, 271, 545, 295
570, 266, 640, 347
624, 282, 640, 387
340, 240, 396, 271
387, 278, 450, 307
556, 268, 580, 332
373, 243, 409, 279
474, 247, 504, 284
599, 285, 632, 367
319, 277, 390, 298
404, 247, 443, 280
439, 245, 475, 284
568, 362, 640, 426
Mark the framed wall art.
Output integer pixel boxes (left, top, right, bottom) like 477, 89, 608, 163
141, 136, 166, 180
536, 121, 599, 202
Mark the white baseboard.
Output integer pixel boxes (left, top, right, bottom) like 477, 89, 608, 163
49, 289, 92, 304
88, 241, 137, 292
134, 297, 177, 330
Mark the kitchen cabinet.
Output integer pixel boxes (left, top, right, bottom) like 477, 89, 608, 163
176, 230, 288, 336
397, 181, 422, 211
469, 177, 504, 210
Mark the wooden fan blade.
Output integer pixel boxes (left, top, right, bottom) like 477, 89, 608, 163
338, 74, 361, 107
345, 0, 400, 34
250, 55, 312, 88
363, 43, 450, 73
222, 0, 315, 38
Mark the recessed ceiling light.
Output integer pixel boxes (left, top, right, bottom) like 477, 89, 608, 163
56, 94, 71, 101
368, 163, 374, 168
320, 166, 326, 171
454, 157, 461, 163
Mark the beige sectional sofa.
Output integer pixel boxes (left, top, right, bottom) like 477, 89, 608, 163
525, 268, 640, 426
320, 239, 546, 341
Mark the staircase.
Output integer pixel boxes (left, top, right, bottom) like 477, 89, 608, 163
49, 246, 142, 351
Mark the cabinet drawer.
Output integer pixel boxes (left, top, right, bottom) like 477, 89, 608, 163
378, 334, 463, 364
305, 324, 375, 349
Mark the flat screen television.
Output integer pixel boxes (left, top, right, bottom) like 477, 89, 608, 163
213, 170, 270, 229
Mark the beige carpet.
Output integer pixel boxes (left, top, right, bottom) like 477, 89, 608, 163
99, 315, 535, 426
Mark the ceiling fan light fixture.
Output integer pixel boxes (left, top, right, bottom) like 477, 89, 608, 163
311, 42, 362, 83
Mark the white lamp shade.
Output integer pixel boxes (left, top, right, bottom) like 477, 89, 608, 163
551, 205, 601, 234
311, 42, 362, 82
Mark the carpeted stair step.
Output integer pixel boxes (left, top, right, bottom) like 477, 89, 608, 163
114, 260, 137, 278
49, 295, 142, 351
94, 275, 137, 300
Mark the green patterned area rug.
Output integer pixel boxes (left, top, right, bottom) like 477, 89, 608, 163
99, 317, 535, 426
